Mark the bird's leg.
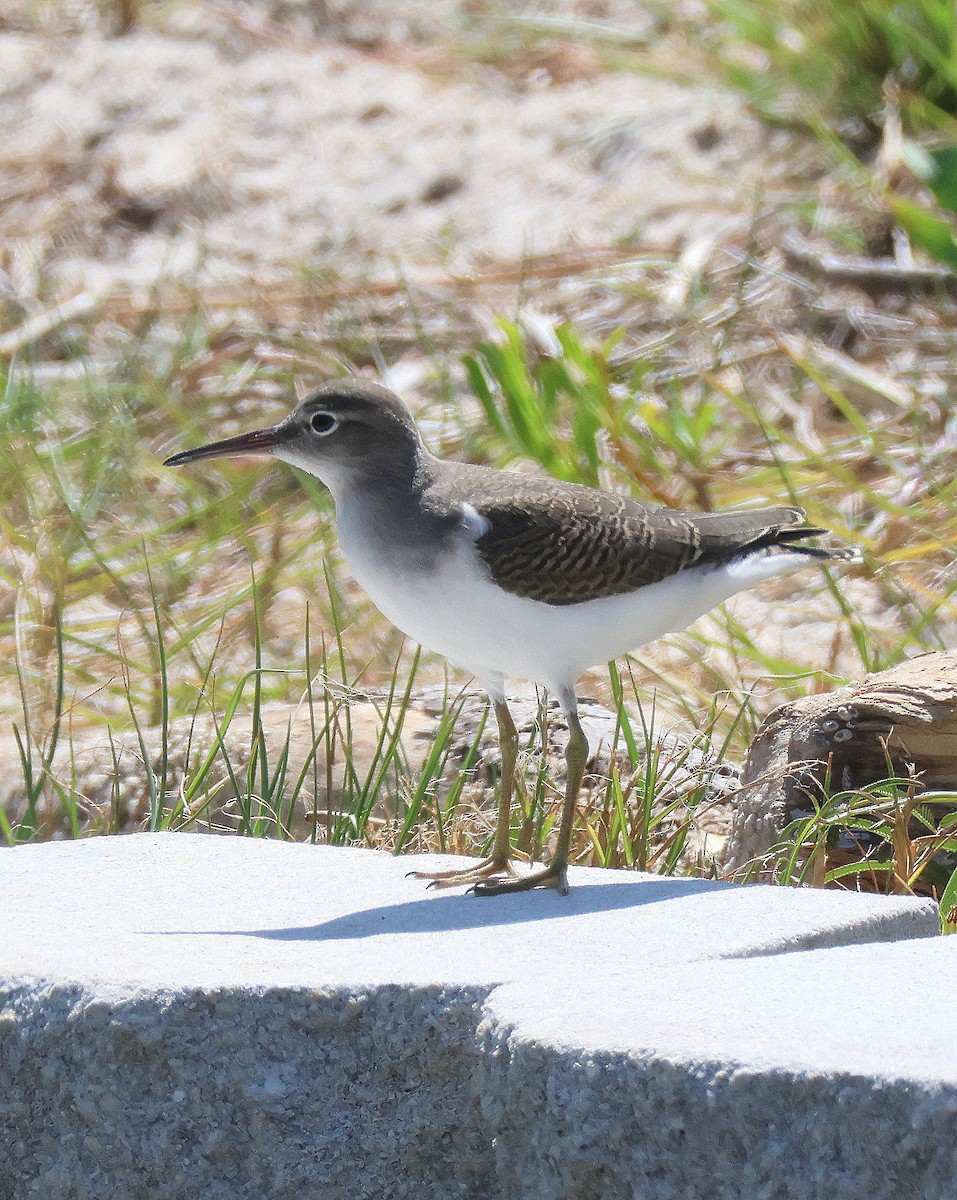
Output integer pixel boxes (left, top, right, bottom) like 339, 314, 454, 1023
472, 690, 587, 897
408, 695, 521, 888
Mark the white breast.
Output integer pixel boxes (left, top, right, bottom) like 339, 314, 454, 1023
335, 494, 813, 693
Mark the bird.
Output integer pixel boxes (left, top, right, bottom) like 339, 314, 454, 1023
164, 378, 856, 897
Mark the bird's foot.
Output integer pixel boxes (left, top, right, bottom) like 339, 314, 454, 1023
407, 855, 521, 890
470, 860, 569, 898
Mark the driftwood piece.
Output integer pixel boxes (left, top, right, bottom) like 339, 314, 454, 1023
0, 700, 432, 840
723, 652, 957, 878
1, 688, 729, 869
0, 691, 661, 840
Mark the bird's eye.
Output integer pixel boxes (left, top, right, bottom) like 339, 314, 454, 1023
310, 411, 338, 436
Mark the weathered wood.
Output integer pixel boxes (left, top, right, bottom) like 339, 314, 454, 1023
723, 652, 957, 879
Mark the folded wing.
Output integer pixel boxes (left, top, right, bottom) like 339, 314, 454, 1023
451, 473, 828, 606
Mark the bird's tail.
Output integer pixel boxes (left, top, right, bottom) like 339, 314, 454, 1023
746, 523, 862, 564
694, 506, 861, 568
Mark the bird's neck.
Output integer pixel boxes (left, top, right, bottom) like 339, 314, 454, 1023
331, 445, 450, 560
336, 444, 434, 512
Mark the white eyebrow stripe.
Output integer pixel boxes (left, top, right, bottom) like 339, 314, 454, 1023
460, 502, 491, 540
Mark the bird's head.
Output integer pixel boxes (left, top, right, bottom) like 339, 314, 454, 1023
164, 379, 424, 499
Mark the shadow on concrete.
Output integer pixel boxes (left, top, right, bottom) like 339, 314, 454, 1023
237, 878, 728, 941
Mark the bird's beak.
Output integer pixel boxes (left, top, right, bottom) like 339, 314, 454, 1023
163, 424, 284, 467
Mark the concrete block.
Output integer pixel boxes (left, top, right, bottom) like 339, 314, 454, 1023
0, 834, 945, 1200
482, 937, 957, 1199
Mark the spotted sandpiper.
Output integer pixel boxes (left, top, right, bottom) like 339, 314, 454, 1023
165, 379, 856, 896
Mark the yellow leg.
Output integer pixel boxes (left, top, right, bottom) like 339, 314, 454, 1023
471, 697, 587, 898
409, 697, 521, 888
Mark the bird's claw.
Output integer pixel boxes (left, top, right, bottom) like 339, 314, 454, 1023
408, 856, 521, 890
469, 862, 569, 897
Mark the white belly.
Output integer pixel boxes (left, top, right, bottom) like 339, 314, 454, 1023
336, 508, 811, 693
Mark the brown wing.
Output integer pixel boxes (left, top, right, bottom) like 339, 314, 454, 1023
428, 465, 815, 606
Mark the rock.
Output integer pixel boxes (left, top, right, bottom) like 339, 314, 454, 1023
723, 651, 957, 879
0, 834, 942, 1200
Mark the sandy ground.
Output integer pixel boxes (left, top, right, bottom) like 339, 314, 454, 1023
1, 1, 778, 314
